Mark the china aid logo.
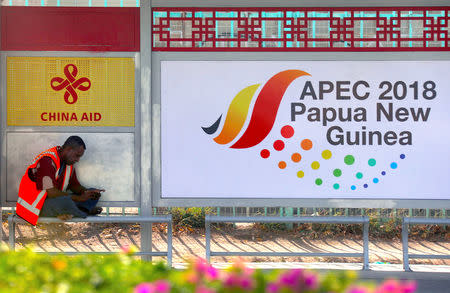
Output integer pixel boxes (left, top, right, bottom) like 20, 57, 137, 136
202, 70, 310, 148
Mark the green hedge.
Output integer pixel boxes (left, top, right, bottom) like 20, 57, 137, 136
0, 245, 416, 293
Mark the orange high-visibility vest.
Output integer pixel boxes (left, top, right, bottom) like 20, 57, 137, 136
16, 146, 73, 225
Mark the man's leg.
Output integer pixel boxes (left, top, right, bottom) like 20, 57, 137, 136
40, 196, 88, 218
75, 198, 101, 215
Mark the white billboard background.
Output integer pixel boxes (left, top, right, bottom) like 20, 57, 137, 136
161, 61, 450, 199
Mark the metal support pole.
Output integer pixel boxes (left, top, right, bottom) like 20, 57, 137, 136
140, 0, 153, 262
363, 217, 369, 270
402, 219, 410, 271
167, 221, 173, 267
205, 215, 211, 262
8, 215, 15, 251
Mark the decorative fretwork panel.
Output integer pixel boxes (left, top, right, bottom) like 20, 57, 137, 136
152, 7, 450, 51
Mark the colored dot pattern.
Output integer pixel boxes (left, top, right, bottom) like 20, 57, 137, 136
344, 155, 355, 165
260, 124, 405, 192
322, 150, 332, 160
273, 140, 285, 151
291, 153, 302, 163
333, 169, 342, 177
260, 149, 270, 159
311, 161, 320, 170
301, 139, 313, 150
349, 154, 405, 190
281, 125, 295, 138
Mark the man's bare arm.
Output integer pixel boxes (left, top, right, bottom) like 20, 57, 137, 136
45, 187, 69, 198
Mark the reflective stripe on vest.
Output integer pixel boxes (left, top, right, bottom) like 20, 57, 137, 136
17, 190, 46, 216
62, 165, 72, 192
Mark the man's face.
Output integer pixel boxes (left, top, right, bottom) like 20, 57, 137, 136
64, 146, 85, 165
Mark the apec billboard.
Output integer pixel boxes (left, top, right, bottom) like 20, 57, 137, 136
161, 61, 450, 200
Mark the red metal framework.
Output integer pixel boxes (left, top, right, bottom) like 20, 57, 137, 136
1, 7, 140, 51
152, 7, 450, 51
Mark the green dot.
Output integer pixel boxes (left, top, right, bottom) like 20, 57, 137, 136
344, 155, 355, 165
356, 172, 363, 179
333, 183, 340, 190
315, 178, 323, 186
368, 158, 376, 166
333, 169, 342, 177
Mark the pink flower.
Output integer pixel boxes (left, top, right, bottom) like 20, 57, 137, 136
154, 280, 171, 293
134, 281, 171, 293
348, 286, 370, 293
134, 283, 155, 293
224, 274, 239, 287
194, 258, 209, 274
239, 276, 254, 290
401, 281, 417, 293
267, 282, 280, 293
206, 265, 219, 280
304, 272, 318, 289
375, 280, 402, 293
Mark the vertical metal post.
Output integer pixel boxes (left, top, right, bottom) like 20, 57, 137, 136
8, 215, 15, 250
363, 217, 369, 270
167, 219, 173, 267
140, 0, 153, 261
205, 215, 211, 262
402, 218, 410, 271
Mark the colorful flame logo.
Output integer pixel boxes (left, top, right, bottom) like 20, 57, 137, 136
202, 70, 310, 149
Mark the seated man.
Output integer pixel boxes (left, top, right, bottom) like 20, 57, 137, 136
16, 136, 105, 225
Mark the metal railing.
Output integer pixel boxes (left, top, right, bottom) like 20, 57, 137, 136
402, 217, 450, 271
205, 215, 370, 270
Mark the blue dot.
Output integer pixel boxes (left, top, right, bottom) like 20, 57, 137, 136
364, 184, 368, 188
381, 171, 386, 176
391, 162, 398, 169
400, 154, 405, 159
373, 178, 379, 183
351, 185, 356, 190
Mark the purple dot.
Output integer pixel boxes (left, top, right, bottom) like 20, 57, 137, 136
381, 171, 386, 176
363, 184, 368, 188
400, 154, 405, 159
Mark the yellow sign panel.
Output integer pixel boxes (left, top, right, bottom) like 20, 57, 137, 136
7, 57, 135, 126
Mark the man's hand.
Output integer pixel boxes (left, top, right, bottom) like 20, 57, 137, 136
72, 188, 105, 202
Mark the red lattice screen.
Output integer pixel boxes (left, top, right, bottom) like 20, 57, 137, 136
152, 7, 450, 51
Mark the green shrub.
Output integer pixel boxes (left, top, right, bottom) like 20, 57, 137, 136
171, 207, 214, 229
0, 246, 416, 293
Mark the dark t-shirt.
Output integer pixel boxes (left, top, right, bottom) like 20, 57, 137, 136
28, 156, 80, 191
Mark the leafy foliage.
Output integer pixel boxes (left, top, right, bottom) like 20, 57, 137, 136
0, 246, 416, 293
